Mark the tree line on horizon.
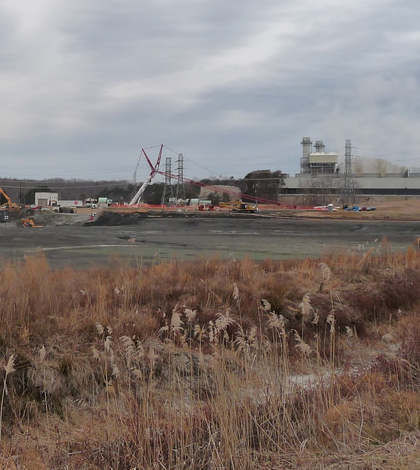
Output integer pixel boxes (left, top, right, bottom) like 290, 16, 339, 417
0, 170, 285, 206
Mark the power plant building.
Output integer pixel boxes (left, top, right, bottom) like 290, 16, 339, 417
282, 137, 420, 197
300, 137, 339, 176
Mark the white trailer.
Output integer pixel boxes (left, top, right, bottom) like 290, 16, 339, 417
57, 200, 83, 208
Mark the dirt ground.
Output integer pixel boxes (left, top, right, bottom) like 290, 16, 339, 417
1, 198, 420, 269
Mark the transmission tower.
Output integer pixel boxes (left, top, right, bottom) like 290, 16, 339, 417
161, 157, 174, 205
175, 153, 186, 203
341, 139, 354, 205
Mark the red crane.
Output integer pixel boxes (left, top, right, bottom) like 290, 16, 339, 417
129, 145, 163, 205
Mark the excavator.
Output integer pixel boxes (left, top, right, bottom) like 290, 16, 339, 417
21, 218, 43, 228
0, 188, 21, 211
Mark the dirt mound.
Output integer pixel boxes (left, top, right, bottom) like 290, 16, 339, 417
5, 209, 90, 227
85, 211, 149, 226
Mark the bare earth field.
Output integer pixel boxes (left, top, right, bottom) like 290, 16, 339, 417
1, 197, 420, 269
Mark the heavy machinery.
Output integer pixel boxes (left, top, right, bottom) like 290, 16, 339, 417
21, 218, 43, 228
0, 188, 21, 211
219, 200, 257, 213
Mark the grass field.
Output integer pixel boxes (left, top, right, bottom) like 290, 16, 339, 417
1, 244, 420, 468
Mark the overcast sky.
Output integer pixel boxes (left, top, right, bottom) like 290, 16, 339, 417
1, 0, 419, 182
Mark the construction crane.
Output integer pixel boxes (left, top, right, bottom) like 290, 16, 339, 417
129, 145, 163, 205
129, 144, 294, 209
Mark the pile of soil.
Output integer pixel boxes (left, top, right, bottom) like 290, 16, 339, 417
85, 211, 150, 226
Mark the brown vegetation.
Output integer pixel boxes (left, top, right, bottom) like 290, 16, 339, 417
1, 245, 420, 468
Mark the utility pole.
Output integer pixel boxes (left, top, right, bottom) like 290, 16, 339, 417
341, 139, 353, 206
161, 157, 174, 206
175, 153, 186, 204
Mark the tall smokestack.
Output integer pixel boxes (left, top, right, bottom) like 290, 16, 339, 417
301, 137, 312, 174
314, 141, 325, 153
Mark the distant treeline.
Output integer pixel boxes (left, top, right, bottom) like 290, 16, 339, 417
0, 170, 285, 205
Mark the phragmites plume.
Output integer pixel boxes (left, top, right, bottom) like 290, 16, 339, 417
0, 354, 16, 441
104, 336, 112, 353
326, 312, 336, 333
95, 323, 104, 336
319, 262, 331, 283
96, 323, 113, 338
261, 299, 271, 312
4, 354, 15, 376
110, 354, 120, 379
267, 312, 285, 332
170, 309, 183, 334
193, 324, 207, 342
234, 325, 259, 353
233, 283, 240, 301
293, 330, 312, 356
184, 308, 197, 323
215, 309, 234, 332
299, 293, 313, 323
345, 326, 354, 338
92, 346, 100, 360
319, 262, 331, 292
120, 335, 135, 355
208, 321, 215, 344
120, 335, 135, 368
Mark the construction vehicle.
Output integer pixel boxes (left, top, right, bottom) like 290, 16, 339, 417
220, 200, 257, 213
0, 188, 21, 211
21, 218, 43, 228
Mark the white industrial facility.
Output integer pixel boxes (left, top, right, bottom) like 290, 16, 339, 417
300, 137, 339, 176
283, 137, 420, 196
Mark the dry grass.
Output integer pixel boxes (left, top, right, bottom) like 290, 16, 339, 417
0, 248, 420, 468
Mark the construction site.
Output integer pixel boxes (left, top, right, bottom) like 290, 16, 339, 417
1, 139, 420, 269
2, 138, 420, 225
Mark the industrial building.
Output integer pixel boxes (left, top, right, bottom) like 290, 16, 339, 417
282, 137, 420, 198
300, 137, 339, 176
35, 192, 59, 206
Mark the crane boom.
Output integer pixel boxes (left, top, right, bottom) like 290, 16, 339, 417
129, 145, 163, 205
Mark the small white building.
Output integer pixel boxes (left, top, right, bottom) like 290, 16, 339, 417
35, 192, 59, 206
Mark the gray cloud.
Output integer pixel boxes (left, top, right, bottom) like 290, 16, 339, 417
0, 0, 419, 181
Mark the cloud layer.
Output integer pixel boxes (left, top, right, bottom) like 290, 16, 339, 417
1, 0, 419, 181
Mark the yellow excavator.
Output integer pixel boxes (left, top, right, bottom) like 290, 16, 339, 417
0, 188, 21, 211
21, 218, 43, 228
